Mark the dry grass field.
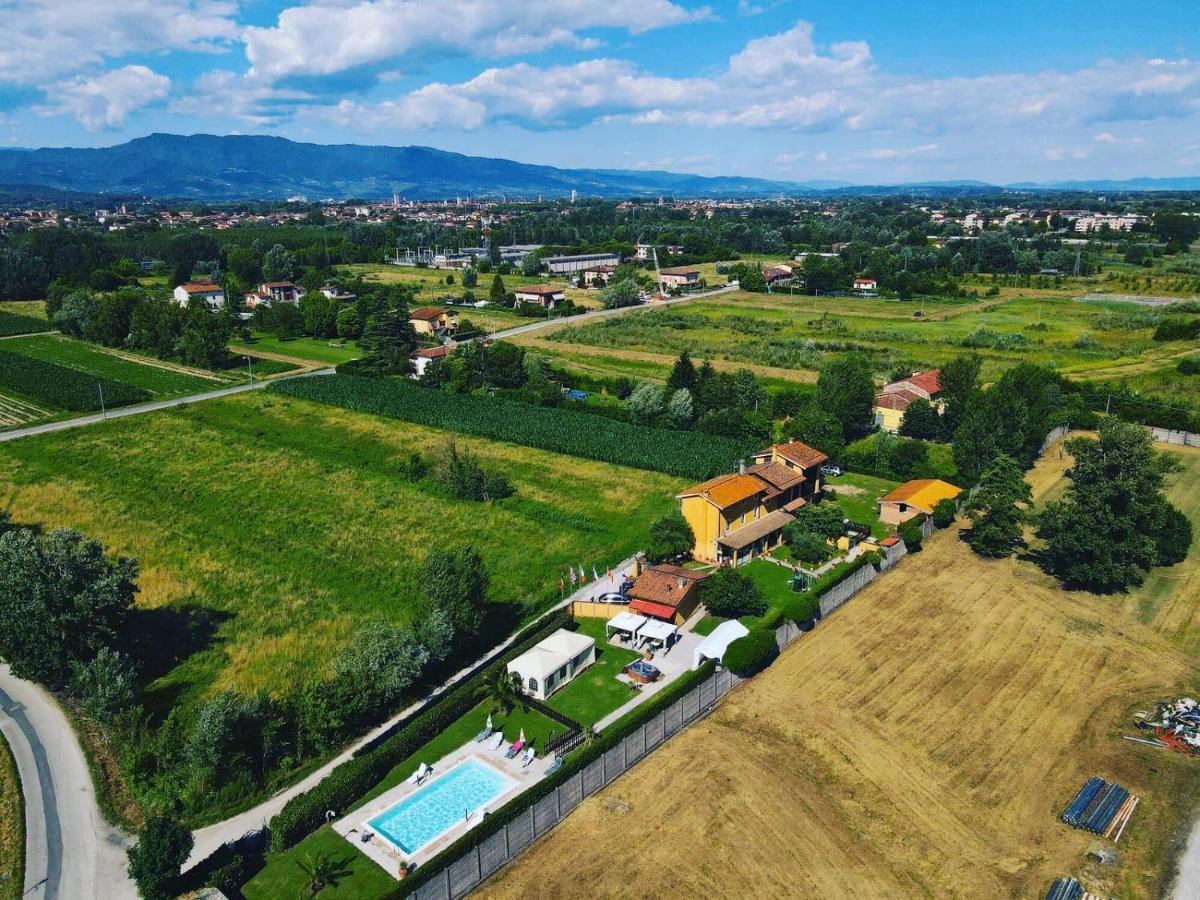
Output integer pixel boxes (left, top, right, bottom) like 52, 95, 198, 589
479, 442, 1200, 900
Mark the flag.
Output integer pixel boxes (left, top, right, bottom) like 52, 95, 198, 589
559, 574, 565, 592
579, 564, 587, 583
593, 565, 600, 583
607, 567, 613, 582
569, 567, 577, 586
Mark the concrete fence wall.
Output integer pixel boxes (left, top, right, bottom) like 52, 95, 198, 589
1148, 426, 1200, 448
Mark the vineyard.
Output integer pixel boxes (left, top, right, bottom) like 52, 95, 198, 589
0, 309, 50, 337
270, 375, 757, 480
0, 349, 150, 411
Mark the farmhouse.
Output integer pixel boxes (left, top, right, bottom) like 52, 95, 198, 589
513, 284, 566, 309
852, 278, 878, 296
172, 282, 225, 310
658, 266, 701, 291
409, 307, 459, 337
878, 479, 962, 526
506, 628, 596, 701
410, 345, 451, 378
677, 439, 826, 565
873, 369, 944, 433
581, 265, 617, 287
628, 564, 708, 625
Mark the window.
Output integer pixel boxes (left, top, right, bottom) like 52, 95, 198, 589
528, 677, 539, 693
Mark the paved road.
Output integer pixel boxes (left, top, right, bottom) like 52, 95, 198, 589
481, 283, 737, 342
1173, 824, 1200, 899
184, 563, 634, 870
0, 665, 136, 900
0, 368, 334, 444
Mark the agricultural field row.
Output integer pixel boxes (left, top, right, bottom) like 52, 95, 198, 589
338, 263, 604, 312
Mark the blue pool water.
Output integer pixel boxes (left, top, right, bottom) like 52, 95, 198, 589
368, 758, 515, 855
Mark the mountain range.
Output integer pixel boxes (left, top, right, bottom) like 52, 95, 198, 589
0, 134, 1196, 200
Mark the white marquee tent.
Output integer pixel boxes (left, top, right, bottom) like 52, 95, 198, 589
691, 620, 750, 670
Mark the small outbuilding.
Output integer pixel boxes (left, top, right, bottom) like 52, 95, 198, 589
506, 628, 595, 701
691, 620, 750, 670
878, 478, 962, 526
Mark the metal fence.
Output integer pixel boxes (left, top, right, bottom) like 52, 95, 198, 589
817, 540, 908, 618
411, 668, 742, 900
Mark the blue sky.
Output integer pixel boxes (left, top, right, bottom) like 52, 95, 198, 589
2, 0, 1198, 183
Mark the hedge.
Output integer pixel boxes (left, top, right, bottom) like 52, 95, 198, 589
389, 661, 716, 898
779, 592, 820, 627
722, 628, 778, 676
0, 310, 49, 338
807, 550, 881, 598
268, 609, 571, 851
0, 349, 150, 411
269, 375, 755, 481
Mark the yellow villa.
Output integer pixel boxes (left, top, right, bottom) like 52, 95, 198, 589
677, 439, 827, 565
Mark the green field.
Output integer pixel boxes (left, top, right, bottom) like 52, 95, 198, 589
0, 392, 684, 711
233, 333, 365, 366
824, 471, 902, 537
339, 263, 602, 311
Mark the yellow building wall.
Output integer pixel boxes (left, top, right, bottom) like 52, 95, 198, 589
411, 319, 434, 335
680, 496, 720, 562
572, 600, 626, 619
873, 405, 905, 434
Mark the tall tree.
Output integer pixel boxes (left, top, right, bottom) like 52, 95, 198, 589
421, 547, 489, 641
938, 354, 982, 437
127, 817, 193, 900
816, 353, 875, 439
898, 398, 940, 440
666, 350, 697, 393
261, 243, 296, 283
963, 454, 1031, 557
645, 511, 695, 563
489, 273, 506, 304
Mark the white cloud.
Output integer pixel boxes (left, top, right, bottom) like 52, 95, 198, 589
858, 143, 939, 160
0, 0, 237, 85
38, 65, 170, 129
170, 69, 316, 126
242, 0, 710, 82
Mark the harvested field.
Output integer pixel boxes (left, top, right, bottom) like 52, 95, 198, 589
479, 444, 1200, 900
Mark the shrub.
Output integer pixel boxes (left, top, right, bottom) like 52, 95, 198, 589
780, 592, 820, 628
899, 520, 924, 552
645, 511, 695, 564
269, 610, 571, 851
0, 348, 150, 411
1177, 356, 1200, 376
270, 375, 754, 480
701, 568, 768, 619
206, 854, 255, 896
127, 817, 193, 900
932, 498, 957, 528
806, 550, 881, 597
721, 628, 778, 676
786, 529, 832, 564
1153, 317, 1200, 342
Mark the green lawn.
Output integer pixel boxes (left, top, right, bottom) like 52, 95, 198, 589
694, 559, 796, 635
545, 618, 642, 726
243, 825, 397, 900
0, 732, 23, 900
824, 471, 901, 538
232, 333, 364, 366
2, 334, 226, 396
0, 392, 684, 714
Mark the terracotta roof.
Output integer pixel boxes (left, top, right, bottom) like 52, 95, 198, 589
659, 266, 700, 276
873, 389, 921, 411
261, 281, 295, 289
179, 282, 221, 293
412, 346, 451, 359
880, 536, 901, 547
717, 509, 795, 551
752, 440, 828, 470
677, 473, 766, 509
628, 565, 707, 608
885, 369, 941, 396
410, 307, 447, 320
782, 496, 808, 513
746, 461, 803, 493
879, 479, 962, 514
514, 284, 566, 295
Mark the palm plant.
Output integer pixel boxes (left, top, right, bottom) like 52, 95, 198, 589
296, 851, 353, 897
488, 667, 525, 715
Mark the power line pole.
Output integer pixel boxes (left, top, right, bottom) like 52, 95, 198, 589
97, 382, 106, 420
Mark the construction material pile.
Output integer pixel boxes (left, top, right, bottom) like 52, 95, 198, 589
1044, 877, 1106, 900
1060, 777, 1139, 841
1133, 697, 1200, 755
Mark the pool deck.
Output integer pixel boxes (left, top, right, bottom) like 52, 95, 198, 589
335, 738, 553, 878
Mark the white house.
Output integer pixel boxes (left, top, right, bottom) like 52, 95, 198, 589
851, 278, 878, 296
410, 345, 451, 378
173, 282, 225, 310
506, 629, 595, 701
513, 284, 566, 309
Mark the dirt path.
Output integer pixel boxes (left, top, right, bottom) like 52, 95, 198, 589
228, 344, 324, 373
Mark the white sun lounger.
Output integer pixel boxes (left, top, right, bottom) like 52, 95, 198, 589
407, 762, 429, 785
488, 732, 504, 751
521, 747, 536, 768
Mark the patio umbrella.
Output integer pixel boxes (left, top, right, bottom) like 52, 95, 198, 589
519, 728, 526, 744
486, 714, 493, 730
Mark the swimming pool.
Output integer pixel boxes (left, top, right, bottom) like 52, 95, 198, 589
367, 758, 517, 856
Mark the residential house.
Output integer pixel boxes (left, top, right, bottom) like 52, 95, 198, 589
628, 565, 709, 625
409, 307, 459, 337
658, 266, 701, 291
172, 282, 225, 310
513, 284, 566, 308
581, 265, 617, 288
320, 285, 357, 302
873, 369, 943, 433
851, 278, 878, 296
762, 264, 795, 286
410, 345, 452, 378
878, 479, 962, 526
506, 629, 596, 701
259, 281, 305, 304
677, 439, 827, 565
633, 243, 654, 261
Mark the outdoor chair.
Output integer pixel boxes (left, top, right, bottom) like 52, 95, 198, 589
506, 739, 525, 759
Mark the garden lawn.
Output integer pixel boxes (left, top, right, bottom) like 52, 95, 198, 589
823, 471, 901, 538
545, 618, 641, 726
0, 391, 685, 716
233, 333, 364, 366
242, 825, 396, 900
693, 559, 795, 636
0, 733, 22, 900
2, 334, 223, 395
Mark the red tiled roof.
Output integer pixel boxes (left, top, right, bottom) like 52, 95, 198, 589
746, 461, 803, 492
629, 599, 678, 621
179, 282, 221, 293
514, 284, 566, 295
903, 369, 941, 395
753, 440, 828, 470
410, 307, 447, 320
659, 266, 699, 276
873, 389, 921, 411
261, 281, 295, 289
628, 564, 707, 607
412, 346, 451, 359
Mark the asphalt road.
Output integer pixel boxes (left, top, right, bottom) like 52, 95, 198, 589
0, 665, 136, 900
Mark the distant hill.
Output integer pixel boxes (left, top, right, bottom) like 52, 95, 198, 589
0, 133, 812, 200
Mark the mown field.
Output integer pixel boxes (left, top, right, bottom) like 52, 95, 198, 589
337, 263, 603, 311
480, 443, 1200, 900
0, 733, 22, 900
0, 392, 684, 714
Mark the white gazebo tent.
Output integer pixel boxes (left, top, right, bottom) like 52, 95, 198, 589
691, 620, 750, 670
605, 611, 648, 645
638, 619, 678, 653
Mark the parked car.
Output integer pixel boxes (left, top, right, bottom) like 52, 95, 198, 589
820, 464, 844, 477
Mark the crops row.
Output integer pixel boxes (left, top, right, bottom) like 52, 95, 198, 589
0, 349, 150, 412
270, 375, 755, 480
0, 391, 48, 426
0, 310, 50, 337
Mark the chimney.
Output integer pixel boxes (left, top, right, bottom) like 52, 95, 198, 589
678, 576, 686, 589
788, 437, 795, 444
